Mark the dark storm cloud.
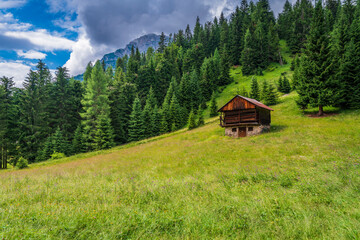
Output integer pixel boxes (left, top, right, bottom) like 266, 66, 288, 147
75, 0, 213, 47
0, 34, 34, 50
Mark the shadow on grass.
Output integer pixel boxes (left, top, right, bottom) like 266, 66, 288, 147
270, 124, 287, 133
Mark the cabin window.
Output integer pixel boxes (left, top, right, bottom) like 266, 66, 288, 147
248, 127, 253, 132
232, 128, 237, 132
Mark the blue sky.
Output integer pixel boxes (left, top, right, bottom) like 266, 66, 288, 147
0, 0, 285, 86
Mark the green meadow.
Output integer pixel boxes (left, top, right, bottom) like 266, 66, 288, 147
1, 44, 360, 238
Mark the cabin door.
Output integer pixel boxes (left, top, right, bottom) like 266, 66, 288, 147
238, 127, 246, 137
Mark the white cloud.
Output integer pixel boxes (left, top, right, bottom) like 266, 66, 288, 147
4, 29, 75, 51
0, 60, 30, 87
16, 50, 47, 59
64, 29, 112, 76
0, 0, 27, 9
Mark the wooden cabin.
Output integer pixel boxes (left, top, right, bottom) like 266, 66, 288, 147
218, 95, 274, 138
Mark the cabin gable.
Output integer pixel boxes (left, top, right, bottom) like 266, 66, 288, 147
220, 96, 256, 111
218, 95, 273, 138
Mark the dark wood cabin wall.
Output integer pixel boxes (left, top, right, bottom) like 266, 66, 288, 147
258, 108, 271, 125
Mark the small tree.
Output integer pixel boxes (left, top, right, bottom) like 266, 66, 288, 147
197, 105, 205, 127
188, 110, 197, 130
128, 97, 144, 142
265, 83, 278, 105
209, 93, 218, 117
277, 76, 284, 92
282, 76, 291, 93
250, 77, 260, 100
16, 157, 28, 169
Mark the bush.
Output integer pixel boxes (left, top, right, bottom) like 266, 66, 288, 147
16, 157, 28, 169
50, 152, 66, 160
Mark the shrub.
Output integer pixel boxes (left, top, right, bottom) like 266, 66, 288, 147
16, 157, 28, 169
50, 152, 66, 160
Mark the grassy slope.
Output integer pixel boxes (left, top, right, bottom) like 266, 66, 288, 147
1, 42, 360, 239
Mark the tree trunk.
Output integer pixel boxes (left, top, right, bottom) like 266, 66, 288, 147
279, 51, 283, 66
318, 104, 324, 116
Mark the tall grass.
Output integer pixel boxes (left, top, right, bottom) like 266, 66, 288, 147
1, 91, 360, 239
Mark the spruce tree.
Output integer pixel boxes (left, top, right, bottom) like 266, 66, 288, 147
72, 125, 85, 155
250, 77, 260, 100
197, 105, 205, 127
81, 61, 114, 150
278, 76, 284, 93
296, 0, 336, 115
265, 83, 278, 105
261, 80, 269, 102
169, 94, 182, 131
219, 44, 231, 85
128, 97, 144, 141
283, 76, 292, 93
188, 110, 197, 130
209, 93, 218, 117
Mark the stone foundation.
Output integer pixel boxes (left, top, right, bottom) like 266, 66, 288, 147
225, 125, 270, 138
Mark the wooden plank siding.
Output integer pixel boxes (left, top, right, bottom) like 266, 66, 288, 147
219, 95, 272, 127
221, 97, 256, 111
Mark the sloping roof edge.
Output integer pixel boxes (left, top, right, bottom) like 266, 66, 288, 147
218, 95, 274, 112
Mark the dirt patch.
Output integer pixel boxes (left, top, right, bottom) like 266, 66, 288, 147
306, 112, 339, 118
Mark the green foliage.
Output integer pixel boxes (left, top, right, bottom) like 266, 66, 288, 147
187, 109, 197, 130
128, 97, 144, 142
50, 152, 66, 161
250, 77, 260, 100
209, 93, 218, 117
16, 157, 28, 169
197, 105, 205, 127
296, 0, 337, 115
81, 61, 114, 150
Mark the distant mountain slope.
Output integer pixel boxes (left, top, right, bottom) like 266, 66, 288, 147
74, 33, 167, 80
102, 33, 167, 68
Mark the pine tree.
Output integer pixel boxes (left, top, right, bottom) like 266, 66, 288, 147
283, 76, 292, 93
261, 80, 269, 102
158, 32, 166, 53
278, 76, 284, 92
94, 115, 115, 150
81, 61, 114, 150
219, 44, 231, 85
169, 94, 182, 130
83, 62, 93, 87
197, 105, 205, 127
241, 29, 257, 75
72, 125, 85, 155
250, 77, 260, 100
239, 86, 249, 97
128, 97, 144, 141
265, 82, 278, 105
187, 109, 197, 130
151, 105, 162, 137
209, 93, 218, 117
296, 0, 336, 115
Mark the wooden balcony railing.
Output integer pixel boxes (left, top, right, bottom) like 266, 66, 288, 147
220, 110, 258, 127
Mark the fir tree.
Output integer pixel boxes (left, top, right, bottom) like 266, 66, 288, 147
187, 109, 197, 130
72, 125, 85, 155
209, 92, 218, 117
296, 0, 336, 115
128, 97, 144, 141
278, 76, 284, 93
250, 77, 260, 100
81, 61, 114, 150
283, 76, 292, 93
197, 105, 205, 127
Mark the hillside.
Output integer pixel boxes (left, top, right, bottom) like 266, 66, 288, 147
1, 60, 360, 238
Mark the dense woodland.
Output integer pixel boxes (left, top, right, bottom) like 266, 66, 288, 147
1, 0, 360, 168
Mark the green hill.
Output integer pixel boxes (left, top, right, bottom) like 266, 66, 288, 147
1, 50, 360, 238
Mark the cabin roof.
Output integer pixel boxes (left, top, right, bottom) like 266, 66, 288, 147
218, 95, 274, 112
